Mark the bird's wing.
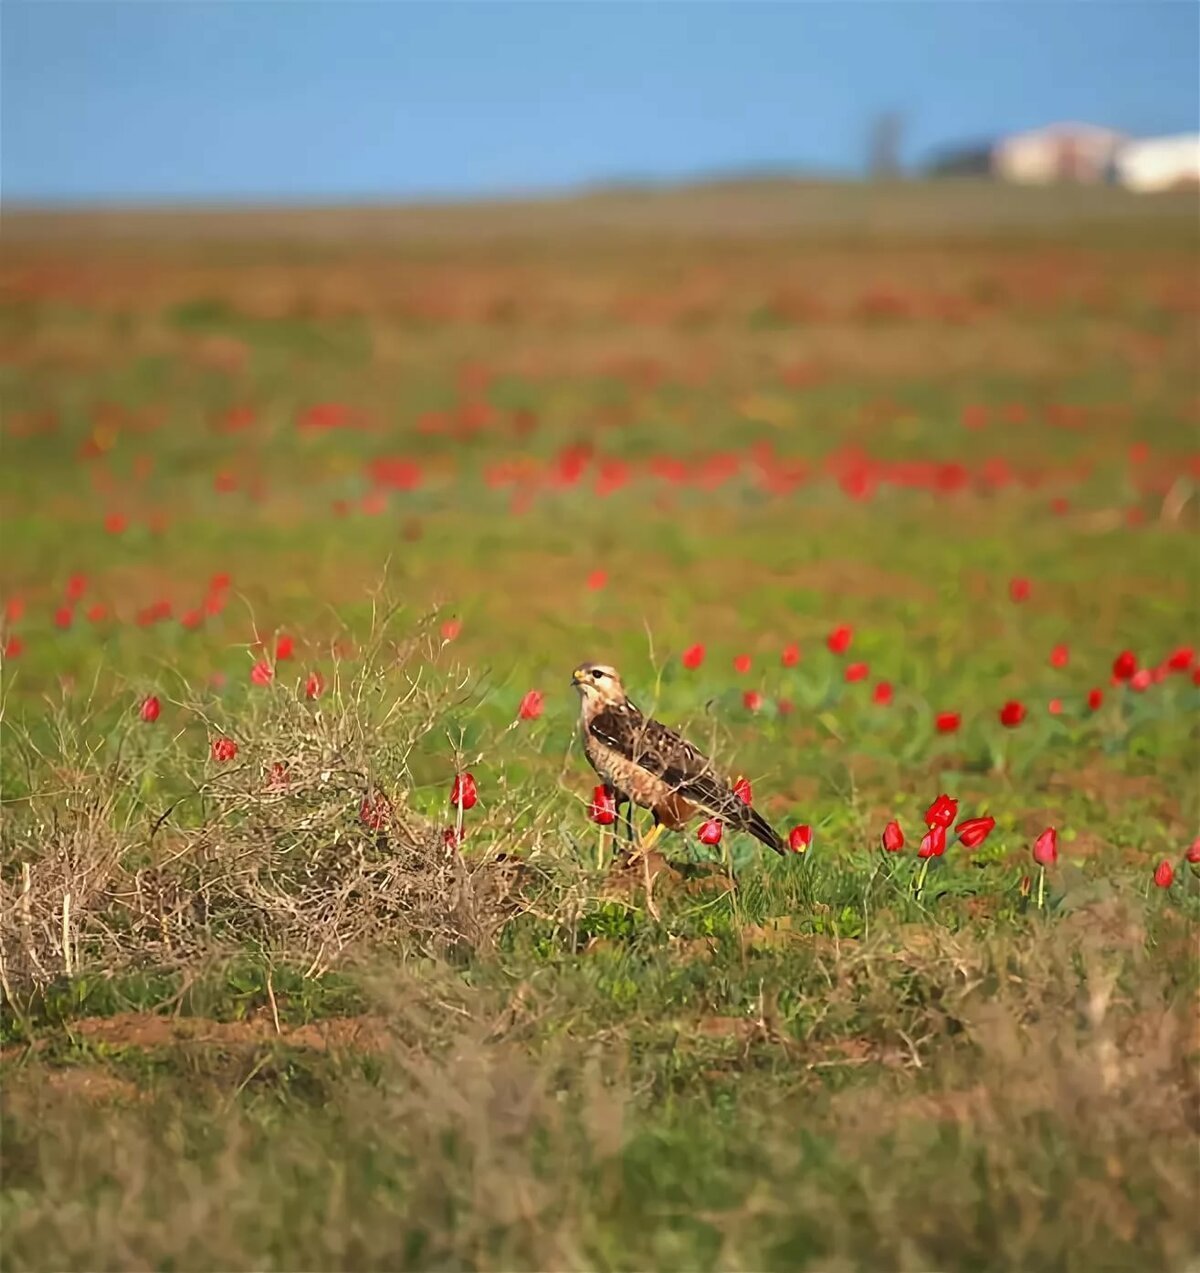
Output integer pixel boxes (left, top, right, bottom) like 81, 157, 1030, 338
589, 706, 733, 813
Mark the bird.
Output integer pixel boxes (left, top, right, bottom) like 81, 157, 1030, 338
571, 662, 786, 858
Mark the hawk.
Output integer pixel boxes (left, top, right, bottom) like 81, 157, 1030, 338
572, 662, 785, 856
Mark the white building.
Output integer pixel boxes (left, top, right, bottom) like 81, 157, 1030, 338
993, 123, 1127, 185
1115, 135, 1200, 193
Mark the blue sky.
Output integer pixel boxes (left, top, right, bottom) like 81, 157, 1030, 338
3, 2, 1197, 204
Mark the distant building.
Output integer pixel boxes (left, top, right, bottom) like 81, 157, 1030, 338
993, 123, 1127, 185
925, 141, 996, 179
1115, 135, 1200, 192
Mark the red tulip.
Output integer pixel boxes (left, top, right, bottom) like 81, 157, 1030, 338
1048, 698, 1063, 715
881, 820, 905, 852
1087, 688, 1104, 711
139, 695, 161, 723
1153, 859, 1174, 889
777, 697, 794, 717
1049, 643, 1069, 668
588, 785, 617, 825
1008, 577, 1031, 603
733, 777, 752, 805
275, 633, 294, 661
733, 653, 752, 674
827, 625, 853, 656
65, 573, 88, 602
3, 637, 24, 659
86, 603, 108, 624
681, 644, 705, 670
443, 825, 465, 849
1032, 827, 1057, 866
441, 618, 462, 642
54, 606, 73, 630
956, 815, 995, 848
305, 671, 324, 699
1112, 650, 1137, 681
698, 818, 723, 846
360, 791, 392, 831
999, 700, 1026, 728
925, 794, 958, 829
1129, 668, 1152, 692
1184, 838, 1200, 865
450, 772, 478, 812
844, 662, 869, 683
781, 642, 801, 668
250, 661, 273, 686
918, 825, 946, 858
935, 711, 961, 734
587, 569, 608, 591
872, 681, 894, 706
4, 596, 25, 623
211, 737, 238, 763
742, 689, 763, 712
788, 824, 812, 853
518, 689, 544, 720
1166, 646, 1194, 672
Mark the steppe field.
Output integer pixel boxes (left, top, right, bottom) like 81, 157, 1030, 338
1, 181, 1198, 1271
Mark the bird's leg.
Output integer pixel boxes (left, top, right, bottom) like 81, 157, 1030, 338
616, 796, 636, 855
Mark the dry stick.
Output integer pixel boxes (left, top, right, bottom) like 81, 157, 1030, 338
62, 891, 72, 977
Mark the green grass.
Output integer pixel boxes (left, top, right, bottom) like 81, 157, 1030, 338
1, 194, 1198, 1270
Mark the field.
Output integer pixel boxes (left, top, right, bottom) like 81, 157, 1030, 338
2, 182, 1199, 1271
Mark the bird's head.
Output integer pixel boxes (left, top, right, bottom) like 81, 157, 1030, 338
571, 662, 627, 708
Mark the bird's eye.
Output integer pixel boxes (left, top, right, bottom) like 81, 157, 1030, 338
591, 668, 605, 678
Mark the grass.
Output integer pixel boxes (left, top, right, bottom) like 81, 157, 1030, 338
1, 184, 1198, 1271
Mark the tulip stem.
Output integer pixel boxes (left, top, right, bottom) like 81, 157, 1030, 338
913, 857, 930, 899
1036, 865, 1045, 912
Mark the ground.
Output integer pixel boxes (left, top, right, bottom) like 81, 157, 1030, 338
1, 182, 1198, 1271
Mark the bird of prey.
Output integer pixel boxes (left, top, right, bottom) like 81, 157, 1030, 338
571, 662, 785, 857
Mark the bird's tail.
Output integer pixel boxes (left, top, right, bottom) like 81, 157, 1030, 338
736, 805, 786, 856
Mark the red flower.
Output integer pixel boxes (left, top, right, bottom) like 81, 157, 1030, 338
999, 700, 1026, 728
918, 825, 947, 858
443, 825, 465, 849
305, 671, 324, 699
250, 660, 273, 686
588, 785, 617, 825
3, 636, 24, 659
586, 569, 608, 591
925, 794, 958, 829
935, 711, 961, 734
1048, 698, 1063, 715
777, 697, 794, 717
267, 761, 289, 790
54, 606, 73, 630
211, 737, 238, 763
681, 643, 706, 670
210, 573, 231, 591
1112, 650, 1137, 681
86, 603, 108, 624
872, 681, 894, 706
733, 777, 752, 805
104, 512, 128, 535
275, 633, 294, 661
360, 791, 392, 831
742, 689, 763, 712
1129, 668, 1152, 692
1153, 859, 1174, 889
698, 818, 723, 846
518, 689, 544, 721
827, 625, 853, 656
733, 653, 752, 674
450, 771, 478, 812
65, 573, 88, 602
1049, 644, 1069, 668
881, 820, 905, 853
1032, 827, 1057, 866
1185, 838, 1200, 865
844, 661, 869, 683
781, 642, 801, 668
441, 618, 462, 642
788, 824, 813, 853
1166, 645, 1194, 672
956, 815, 995, 848
1008, 577, 1031, 603
1087, 688, 1104, 711
139, 695, 161, 723
4, 596, 25, 623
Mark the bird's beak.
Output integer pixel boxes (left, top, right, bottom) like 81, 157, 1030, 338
571, 668, 586, 686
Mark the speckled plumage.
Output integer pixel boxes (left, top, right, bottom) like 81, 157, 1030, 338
572, 663, 785, 854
